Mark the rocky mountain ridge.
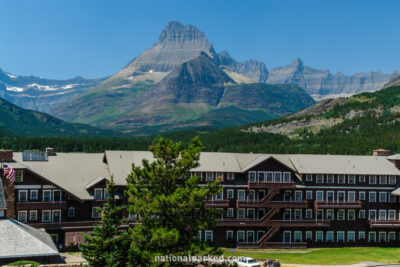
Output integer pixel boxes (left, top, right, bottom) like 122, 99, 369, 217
267, 58, 399, 99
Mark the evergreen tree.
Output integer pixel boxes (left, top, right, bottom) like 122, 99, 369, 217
80, 180, 129, 267
125, 136, 222, 266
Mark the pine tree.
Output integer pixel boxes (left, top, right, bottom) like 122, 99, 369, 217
80, 180, 129, 267
125, 136, 222, 266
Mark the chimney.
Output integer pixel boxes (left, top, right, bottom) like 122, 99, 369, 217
0, 150, 13, 162
46, 147, 55, 156
373, 149, 391, 157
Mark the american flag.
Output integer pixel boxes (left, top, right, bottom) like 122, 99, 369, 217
3, 164, 15, 183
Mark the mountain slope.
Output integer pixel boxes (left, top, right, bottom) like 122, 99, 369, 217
0, 98, 115, 137
54, 53, 314, 135
384, 74, 400, 88
267, 58, 399, 100
0, 68, 105, 112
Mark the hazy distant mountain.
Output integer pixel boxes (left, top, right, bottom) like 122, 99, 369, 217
53, 53, 314, 134
383, 74, 400, 88
0, 68, 105, 112
267, 58, 399, 100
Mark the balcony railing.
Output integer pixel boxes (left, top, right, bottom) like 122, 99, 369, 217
203, 199, 229, 208
314, 200, 362, 209
217, 217, 330, 227
16, 201, 67, 210
248, 181, 296, 189
237, 199, 308, 208
238, 241, 307, 249
369, 220, 400, 228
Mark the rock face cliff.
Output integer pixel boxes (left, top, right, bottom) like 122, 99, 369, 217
384, 74, 400, 88
267, 58, 399, 99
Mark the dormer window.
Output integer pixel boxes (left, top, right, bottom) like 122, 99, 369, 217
15, 170, 23, 183
68, 207, 76, 217
94, 188, 103, 200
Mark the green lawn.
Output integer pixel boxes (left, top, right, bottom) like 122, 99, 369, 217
223, 247, 400, 265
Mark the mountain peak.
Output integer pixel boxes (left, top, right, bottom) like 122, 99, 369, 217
291, 58, 304, 67
157, 21, 209, 45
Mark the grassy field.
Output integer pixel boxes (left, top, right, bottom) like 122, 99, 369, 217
223, 247, 400, 265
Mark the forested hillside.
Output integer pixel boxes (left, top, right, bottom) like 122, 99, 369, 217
2, 86, 400, 155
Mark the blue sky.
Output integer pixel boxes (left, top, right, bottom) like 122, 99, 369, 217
0, 0, 399, 79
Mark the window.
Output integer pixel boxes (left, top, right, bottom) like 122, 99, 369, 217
379, 232, 386, 242
359, 231, 366, 240
15, 170, 23, 182
248, 171, 256, 182
237, 190, 245, 200
316, 191, 324, 201
237, 208, 245, 219
348, 175, 355, 184
389, 176, 396, 184
337, 210, 345, 220
306, 191, 312, 200
53, 190, 62, 202
305, 231, 312, 240
359, 210, 365, 219
369, 210, 377, 220
18, 211, 27, 223
359, 175, 365, 182
389, 194, 396, 203
227, 173, 234, 180
283, 172, 291, 183
316, 209, 324, 220
294, 191, 302, 201
369, 175, 377, 184
379, 175, 388, 184
237, 231, 245, 242
227, 208, 234, 217
94, 188, 103, 200
348, 231, 355, 242
205, 230, 213, 242
337, 231, 345, 242
68, 207, 75, 217
326, 231, 334, 242
379, 192, 387, 203
283, 209, 291, 220
18, 190, 28, 202
214, 191, 223, 200
197, 230, 202, 241
52, 210, 61, 223
379, 210, 387, 220
306, 174, 312, 182
42, 210, 51, 222
29, 210, 37, 221
43, 190, 52, 202
274, 172, 282, 182
359, 191, 366, 201
388, 232, 396, 242
0, 210, 4, 218
30, 190, 38, 200
338, 174, 345, 184
326, 191, 334, 202
316, 174, 324, 183
258, 171, 265, 182
326, 209, 334, 220
92, 207, 101, 219
216, 172, 223, 181
348, 191, 356, 202
348, 210, 355, 220
369, 191, 377, 202
294, 209, 302, 220
388, 210, 396, 220
227, 189, 234, 199
306, 209, 312, 219
294, 231, 302, 242
369, 232, 376, 242
337, 191, 345, 201
316, 231, 323, 242
266, 172, 273, 182
226, 230, 234, 241
206, 172, 214, 182
327, 174, 334, 183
